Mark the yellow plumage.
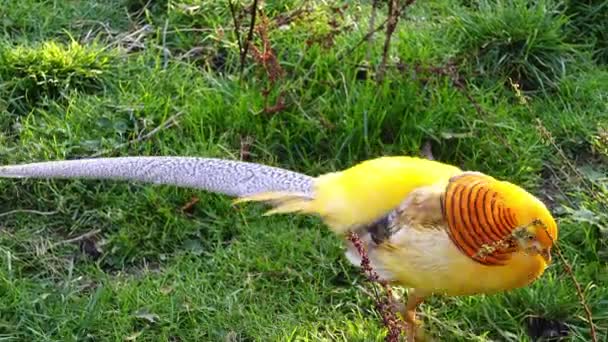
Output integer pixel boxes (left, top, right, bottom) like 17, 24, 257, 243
235, 155, 558, 341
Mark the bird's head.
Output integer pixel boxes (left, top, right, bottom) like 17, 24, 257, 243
442, 172, 558, 266
498, 181, 558, 264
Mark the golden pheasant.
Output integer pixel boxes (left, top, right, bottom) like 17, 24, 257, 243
0, 155, 558, 341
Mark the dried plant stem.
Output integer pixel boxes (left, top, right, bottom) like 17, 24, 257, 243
365, 0, 380, 64
534, 119, 600, 342
347, 232, 406, 341
553, 245, 598, 342
228, 0, 243, 68
242, 0, 259, 74
54, 229, 102, 247
341, 20, 386, 60
376, 0, 400, 83
339, 1, 415, 61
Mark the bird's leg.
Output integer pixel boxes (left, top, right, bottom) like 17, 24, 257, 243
401, 290, 425, 342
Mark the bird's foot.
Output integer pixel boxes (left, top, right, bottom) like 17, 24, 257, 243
409, 324, 432, 342
399, 291, 426, 342
404, 317, 426, 342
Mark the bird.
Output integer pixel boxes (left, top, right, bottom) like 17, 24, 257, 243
0, 155, 558, 341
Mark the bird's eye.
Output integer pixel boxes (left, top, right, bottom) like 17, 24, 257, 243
528, 235, 534, 240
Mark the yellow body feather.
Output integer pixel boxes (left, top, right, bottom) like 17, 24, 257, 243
374, 228, 548, 297
235, 155, 557, 299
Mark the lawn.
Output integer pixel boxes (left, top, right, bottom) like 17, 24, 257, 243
0, 0, 606, 341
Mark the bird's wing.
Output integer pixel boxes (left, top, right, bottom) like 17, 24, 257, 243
235, 156, 463, 234
373, 172, 521, 267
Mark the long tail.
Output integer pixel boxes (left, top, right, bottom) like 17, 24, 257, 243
1, 156, 442, 236
0, 157, 314, 198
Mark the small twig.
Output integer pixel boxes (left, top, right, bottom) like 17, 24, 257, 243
347, 232, 406, 341
249, 13, 284, 84
0, 209, 58, 218
340, 20, 386, 60
228, 0, 243, 66
54, 229, 102, 247
74, 20, 115, 42
241, 0, 259, 74
365, 0, 380, 65
180, 196, 200, 214
135, 112, 183, 141
273, 5, 312, 28
553, 243, 598, 341
104, 24, 152, 52
90, 112, 183, 157
162, 19, 170, 69
263, 92, 287, 115
177, 46, 205, 60
376, 0, 401, 83
339, 1, 414, 61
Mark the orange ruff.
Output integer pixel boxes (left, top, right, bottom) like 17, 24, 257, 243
442, 174, 518, 266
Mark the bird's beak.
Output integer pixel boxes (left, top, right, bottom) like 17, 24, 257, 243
540, 248, 552, 264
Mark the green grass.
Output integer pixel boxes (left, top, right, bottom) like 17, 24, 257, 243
564, 0, 608, 64
0, 0, 606, 341
449, 0, 579, 91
